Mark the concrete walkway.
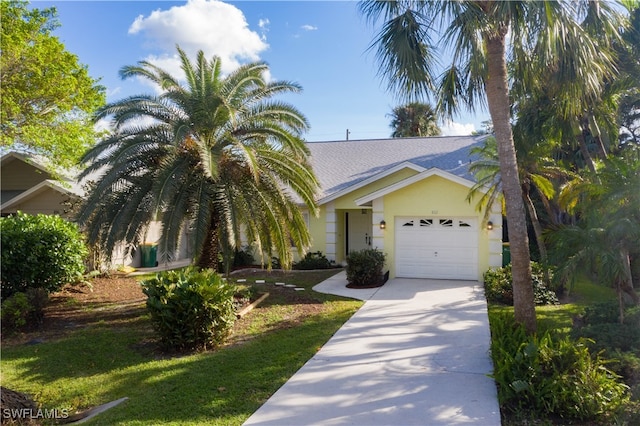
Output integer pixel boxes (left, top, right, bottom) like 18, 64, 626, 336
244, 271, 500, 426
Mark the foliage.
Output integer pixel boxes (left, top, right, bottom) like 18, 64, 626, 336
550, 151, 640, 314
1, 292, 30, 332
0, 212, 88, 300
345, 248, 386, 287
0, 0, 105, 168
141, 268, 237, 351
77, 46, 318, 271
233, 246, 255, 268
388, 102, 441, 137
293, 251, 334, 270
572, 302, 640, 353
483, 263, 558, 306
490, 312, 629, 421
1, 271, 360, 425
0, 288, 49, 333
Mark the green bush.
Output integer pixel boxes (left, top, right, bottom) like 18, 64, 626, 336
141, 267, 237, 351
345, 248, 386, 287
0, 288, 49, 333
233, 246, 255, 267
1, 212, 88, 300
1, 292, 31, 331
483, 263, 558, 305
490, 313, 629, 421
293, 251, 334, 270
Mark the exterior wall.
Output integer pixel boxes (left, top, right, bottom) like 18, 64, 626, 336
380, 175, 499, 280
2, 190, 73, 218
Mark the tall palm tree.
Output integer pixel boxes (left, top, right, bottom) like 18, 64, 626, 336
359, 0, 624, 332
388, 102, 441, 137
550, 151, 640, 321
77, 47, 319, 271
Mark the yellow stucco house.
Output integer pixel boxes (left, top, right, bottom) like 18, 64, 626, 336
303, 136, 503, 281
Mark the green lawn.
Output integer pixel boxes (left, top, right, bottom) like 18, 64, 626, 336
1, 269, 362, 425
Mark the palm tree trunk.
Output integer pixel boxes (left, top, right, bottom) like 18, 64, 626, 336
523, 191, 548, 262
485, 31, 537, 333
523, 190, 551, 284
621, 248, 640, 305
578, 115, 598, 173
196, 213, 220, 271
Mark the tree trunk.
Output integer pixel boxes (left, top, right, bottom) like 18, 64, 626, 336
523, 190, 551, 285
196, 212, 220, 271
485, 32, 537, 333
578, 115, 598, 173
621, 248, 640, 305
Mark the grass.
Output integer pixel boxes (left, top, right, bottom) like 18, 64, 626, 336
1, 269, 362, 425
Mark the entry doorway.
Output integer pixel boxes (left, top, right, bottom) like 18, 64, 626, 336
345, 209, 372, 256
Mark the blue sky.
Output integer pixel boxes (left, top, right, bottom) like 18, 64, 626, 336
33, 0, 489, 141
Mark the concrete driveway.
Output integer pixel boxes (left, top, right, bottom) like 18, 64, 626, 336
243, 271, 500, 426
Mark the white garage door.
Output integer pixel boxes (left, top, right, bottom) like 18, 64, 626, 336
395, 217, 478, 280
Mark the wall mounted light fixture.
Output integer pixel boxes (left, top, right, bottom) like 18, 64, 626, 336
487, 221, 494, 230
379, 220, 386, 230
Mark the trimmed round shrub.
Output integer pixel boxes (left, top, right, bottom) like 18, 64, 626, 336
1, 212, 88, 300
141, 267, 237, 351
346, 248, 386, 287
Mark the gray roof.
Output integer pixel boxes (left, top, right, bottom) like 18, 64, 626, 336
306, 135, 486, 201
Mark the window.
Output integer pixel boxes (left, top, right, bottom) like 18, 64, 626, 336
402, 220, 414, 227
419, 219, 433, 227
439, 219, 453, 227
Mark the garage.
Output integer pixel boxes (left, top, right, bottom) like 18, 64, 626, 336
395, 217, 479, 280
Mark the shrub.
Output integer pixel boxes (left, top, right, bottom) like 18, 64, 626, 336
1, 212, 88, 300
1, 292, 31, 332
141, 267, 237, 351
490, 313, 629, 421
346, 248, 386, 287
483, 262, 558, 305
293, 251, 334, 270
0, 288, 49, 333
233, 246, 255, 268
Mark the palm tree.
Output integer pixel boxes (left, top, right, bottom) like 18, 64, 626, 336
359, 0, 624, 332
550, 151, 640, 321
388, 102, 441, 137
467, 136, 572, 281
77, 47, 319, 271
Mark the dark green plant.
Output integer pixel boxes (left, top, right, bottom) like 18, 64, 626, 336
293, 251, 334, 270
483, 263, 558, 306
0, 288, 49, 333
233, 246, 255, 268
345, 248, 386, 287
141, 267, 237, 351
1, 212, 88, 300
1, 292, 31, 332
490, 312, 629, 420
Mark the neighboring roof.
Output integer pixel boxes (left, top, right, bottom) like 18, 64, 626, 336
0, 151, 86, 201
306, 135, 486, 203
0, 179, 84, 211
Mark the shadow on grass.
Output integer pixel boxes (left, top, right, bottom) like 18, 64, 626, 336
1, 308, 357, 425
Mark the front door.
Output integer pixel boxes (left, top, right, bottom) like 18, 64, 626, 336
345, 209, 372, 255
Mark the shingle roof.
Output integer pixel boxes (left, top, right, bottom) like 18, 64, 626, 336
306, 135, 486, 201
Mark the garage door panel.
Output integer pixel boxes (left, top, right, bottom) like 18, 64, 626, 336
395, 217, 479, 280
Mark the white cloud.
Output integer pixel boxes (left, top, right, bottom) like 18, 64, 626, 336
440, 120, 476, 136
301, 24, 318, 31
128, 0, 268, 76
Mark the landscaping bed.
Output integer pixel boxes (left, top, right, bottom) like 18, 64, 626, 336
1, 268, 362, 425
